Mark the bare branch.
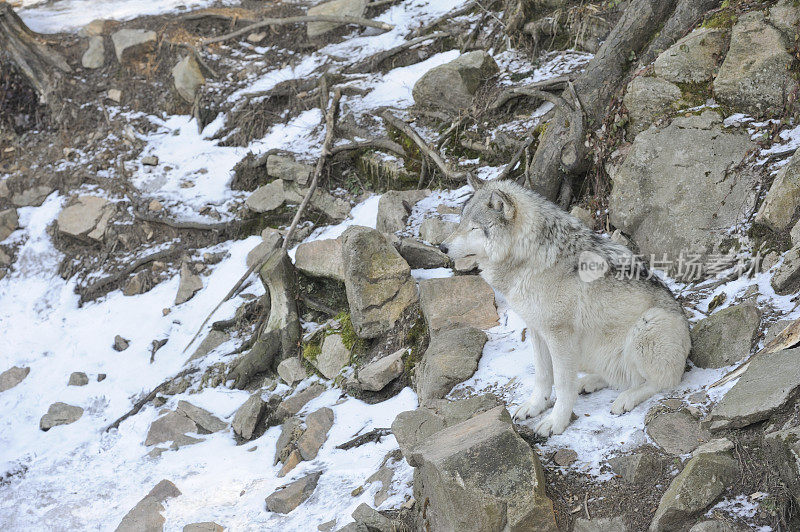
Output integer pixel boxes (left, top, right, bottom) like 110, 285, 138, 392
381, 110, 464, 181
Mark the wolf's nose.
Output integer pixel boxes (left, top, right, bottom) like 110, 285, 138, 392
439, 243, 449, 254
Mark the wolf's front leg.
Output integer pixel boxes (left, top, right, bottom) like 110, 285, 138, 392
535, 335, 578, 436
513, 331, 554, 421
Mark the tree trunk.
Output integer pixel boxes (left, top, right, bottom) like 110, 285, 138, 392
0, 2, 71, 104
527, 0, 720, 206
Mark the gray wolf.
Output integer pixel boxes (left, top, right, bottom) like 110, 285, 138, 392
439, 176, 690, 436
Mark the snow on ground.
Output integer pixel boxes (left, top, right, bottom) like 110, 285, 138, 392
19, 0, 227, 33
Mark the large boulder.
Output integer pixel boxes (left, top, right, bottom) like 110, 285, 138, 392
623, 76, 682, 135
0, 365, 30, 392
57, 196, 114, 243
172, 55, 205, 103
771, 245, 800, 295
265, 471, 322, 513
375, 190, 429, 234
755, 148, 800, 232
341, 226, 417, 338
690, 303, 761, 368
709, 348, 800, 430
608, 111, 756, 267
307, 0, 367, 38
412, 51, 499, 113
415, 327, 487, 405
713, 12, 798, 117
40, 402, 83, 431
653, 27, 727, 84
294, 238, 344, 281
111, 29, 157, 64
649, 451, 739, 531
407, 406, 557, 531
115, 479, 181, 532
419, 275, 498, 333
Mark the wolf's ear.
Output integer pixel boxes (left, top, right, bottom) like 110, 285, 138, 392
489, 190, 515, 221
467, 172, 486, 190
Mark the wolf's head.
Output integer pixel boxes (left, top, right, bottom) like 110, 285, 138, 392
439, 174, 522, 266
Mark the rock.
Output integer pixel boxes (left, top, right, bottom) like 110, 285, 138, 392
713, 12, 798, 117
689, 521, 740, 532
107, 88, 122, 102
765, 425, 800, 505
274, 383, 325, 423
771, 246, 800, 295
357, 348, 405, 391
113, 335, 130, 352
769, 0, 800, 37
268, 154, 313, 186
307, 0, 368, 38
574, 517, 629, 532
653, 27, 727, 84
172, 55, 205, 103
186, 329, 229, 363
341, 226, 418, 338
82, 36, 105, 69
623, 76, 682, 134
277, 449, 303, 478
115, 479, 181, 532
315, 334, 350, 379
609, 450, 663, 483
232, 393, 266, 441
176, 401, 227, 433
609, 111, 756, 266
365, 466, 394, 506
650, 452, 739, 531
418, 217, 457, 246
247, 32, 266, 43
265, 471, 322, 514
419, 276, 498, 333
274, 417, 304, 465
111, 29, 157, 63
297, 407, 334, 460
183, 523, 224, 532
68, 372, 89, 386
412, 51, 499, 114
310, 189, 351, 222
0, 366, 30, 392
709, 348, 800, 430
570, 206, 593, 227
391, 408, 446, 458
690, 304, 760, 368
691, 438, 734, 458
11, 185, 52, 207
294, 238, 344, 281
277, 358, 307, 386
246, 180, 285, 213
375, 189, 429, 233
0, 208, 17, 241
246, 232, 282, 269
553, 448, 577, 466
755, 148, 800, 232
397, 237, 449, 269
57, 196, 113, 242
123, 270, 151, 296
352, 503, 396, 532
646, 408, 710, 455
408, 406, 557, 531
40, 402, 83, 431
415, 327, 487, 406
453, 256, 478, 273
145, 411, 198, 447
175, 263, 203, 305
78, 19, 108, 37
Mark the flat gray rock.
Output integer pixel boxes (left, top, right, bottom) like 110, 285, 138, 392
709, 348, 800, 430
646, 408, 710, 455
418, 217, 457, 246
265, 471, 322, 514
115, 479, 181, 532
397, 238, 449, 269
297, 407, 334, 460
357, 348, 405, 392
375, 190, 429, 234
232, 393, 266, 441
175, 263, 203, 305
294, 238, 344, 281
419, 276, 498, 333
690, 304, 760, 368
176, 401, 227, 433
82, 35, 105, 69
415, 326, 487, 406
315, 334, 350, 380
172, 54, 204, 103
277, 357, 307, 386
40, 402, 83, 431
0, 366, 30, 392
111, 28, 157, 63
68, 372, 89, 386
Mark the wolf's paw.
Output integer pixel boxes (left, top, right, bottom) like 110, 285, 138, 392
611, 391, 638, 415
579, 374, 607, 394
534, 413, 570, 436
512, 398, 551, 421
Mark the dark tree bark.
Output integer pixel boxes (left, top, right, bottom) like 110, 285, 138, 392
0, 2, 71, 104
526, 0, 721, 206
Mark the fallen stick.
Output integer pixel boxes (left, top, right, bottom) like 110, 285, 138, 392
201, 15, 393, 46
381, 110, 464, 181
346, 31, 449, 72
282, 88, 342, 250
329, 137, 405, 157
105, 368, 199, 432
488, 75, 571, 111
335, 427, 391, 450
